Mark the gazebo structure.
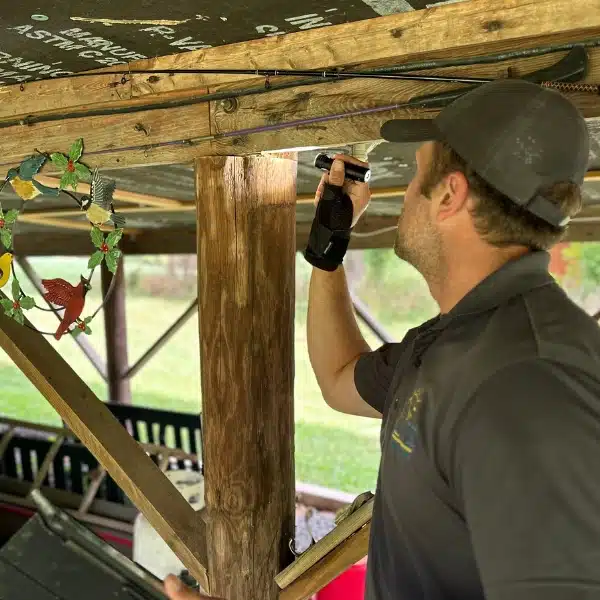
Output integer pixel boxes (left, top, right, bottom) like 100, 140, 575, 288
0, 0, 599, 598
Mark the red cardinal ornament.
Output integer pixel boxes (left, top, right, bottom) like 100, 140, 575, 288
42, 275, 91, 340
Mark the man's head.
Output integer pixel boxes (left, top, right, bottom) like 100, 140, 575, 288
381, 79, 589, 280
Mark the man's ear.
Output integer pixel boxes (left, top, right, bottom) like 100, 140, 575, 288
435, 171, 469, 221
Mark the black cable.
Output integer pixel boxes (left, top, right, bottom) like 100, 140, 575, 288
53, 68, 492, 84
0, 37, 597, 132
5, 35, 598, 84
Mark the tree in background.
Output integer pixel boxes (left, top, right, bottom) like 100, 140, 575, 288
549, 242, 600, 313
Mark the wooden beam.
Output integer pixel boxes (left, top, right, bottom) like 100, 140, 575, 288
1, 0, 598, 120
11, 227, 196, 256
196, 154, 297, 599
278, 525, 371, 600
11, 210, 600, 257
0, 0, 598, 171
123, 298, 198, 380
0, 427, 15, 462
77, 467, 108, 516
0, 304, 209, 591
30, 435, 65, 490
101, 257, 132, 404
11, 169, 600, 222
34, 175, 189, 208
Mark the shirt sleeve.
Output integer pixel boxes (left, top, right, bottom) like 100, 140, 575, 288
354, 342, 403, 415
452, 358, 600, 600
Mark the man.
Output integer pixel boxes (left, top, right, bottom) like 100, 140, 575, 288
305, 78, 600, 600
165, 79, 600, 599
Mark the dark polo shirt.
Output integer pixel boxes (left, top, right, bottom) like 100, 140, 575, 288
355, 251, 600, 600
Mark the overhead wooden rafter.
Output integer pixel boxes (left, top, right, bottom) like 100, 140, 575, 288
0, 0, 597, 175
9, 209, 600, 257
9, 169, 600, 238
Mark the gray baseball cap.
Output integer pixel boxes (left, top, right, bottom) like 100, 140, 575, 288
380, 79, 589, 227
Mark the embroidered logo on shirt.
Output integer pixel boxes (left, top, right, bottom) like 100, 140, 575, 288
391, 388, 425, 455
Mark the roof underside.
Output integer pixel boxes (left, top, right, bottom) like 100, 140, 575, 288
1, 1, 600, 245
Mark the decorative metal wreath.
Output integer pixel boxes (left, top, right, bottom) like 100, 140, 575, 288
0, 139, 126, 340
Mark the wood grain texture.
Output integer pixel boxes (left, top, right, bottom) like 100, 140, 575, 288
196, 154, 297, 599
10, 210, 600, 257
1, 0, 600, 121
101, 258, 131, 404
278, 525, 371, 600
210, 50, 600, 156
276, 499, 373, 588
0, 305, 209, 590
0, 102, 212, 176
0, 0, 598, 171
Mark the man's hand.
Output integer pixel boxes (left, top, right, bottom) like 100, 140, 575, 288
163, 575, 223, 600
315, 154, 371, 227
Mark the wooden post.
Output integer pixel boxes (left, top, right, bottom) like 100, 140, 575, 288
101, 256, 131, 404
196, 154, 297, 599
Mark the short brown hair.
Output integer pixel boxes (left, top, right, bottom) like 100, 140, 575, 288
420, 141, 582, 250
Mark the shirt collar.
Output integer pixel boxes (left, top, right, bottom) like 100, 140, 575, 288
409, 251, 553, 367
445, 250, 554, 319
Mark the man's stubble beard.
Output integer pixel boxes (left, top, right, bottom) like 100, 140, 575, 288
393, 215, 444, 286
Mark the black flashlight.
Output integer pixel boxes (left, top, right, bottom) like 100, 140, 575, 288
314, 154, 371, 183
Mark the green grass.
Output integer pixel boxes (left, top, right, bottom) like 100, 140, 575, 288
0, 254, 433, 495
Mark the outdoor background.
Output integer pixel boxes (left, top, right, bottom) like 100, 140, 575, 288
0, 242, 597, 495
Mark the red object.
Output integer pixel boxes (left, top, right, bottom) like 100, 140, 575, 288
316, 560, 367, 600
41, 276, 89, 340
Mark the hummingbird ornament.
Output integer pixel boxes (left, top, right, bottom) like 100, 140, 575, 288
80, 169, 126, 228
5, 154, 60, 201
41, 275, 91, 340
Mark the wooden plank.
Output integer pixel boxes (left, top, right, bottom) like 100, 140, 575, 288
9, 226, 196, 256
0, 427, 15, 462
210, 52, 600, 156
0, 0, 598, 170
31, 435, 64, 490
124, 298, 199, 379
295, 482, 355, 513
196, 154, 297, 599
77, 467, 107, 516
34, 175, 189, 208
1, 0, 600, 121
101, 258, 132, 404
0, 305, 209, 592
10, 210, 600, 258
2, 57, 599, 173
0, 102, 212, 174
278, 524, 371, 600
276, 498, 373, 589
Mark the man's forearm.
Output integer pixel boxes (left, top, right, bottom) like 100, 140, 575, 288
307, 266, 371, 396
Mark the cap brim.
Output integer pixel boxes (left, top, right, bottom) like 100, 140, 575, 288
380, 119, 442, 143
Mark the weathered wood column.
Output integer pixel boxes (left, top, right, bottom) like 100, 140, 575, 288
196, 154, 297, 599
101, 256, 131, 404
